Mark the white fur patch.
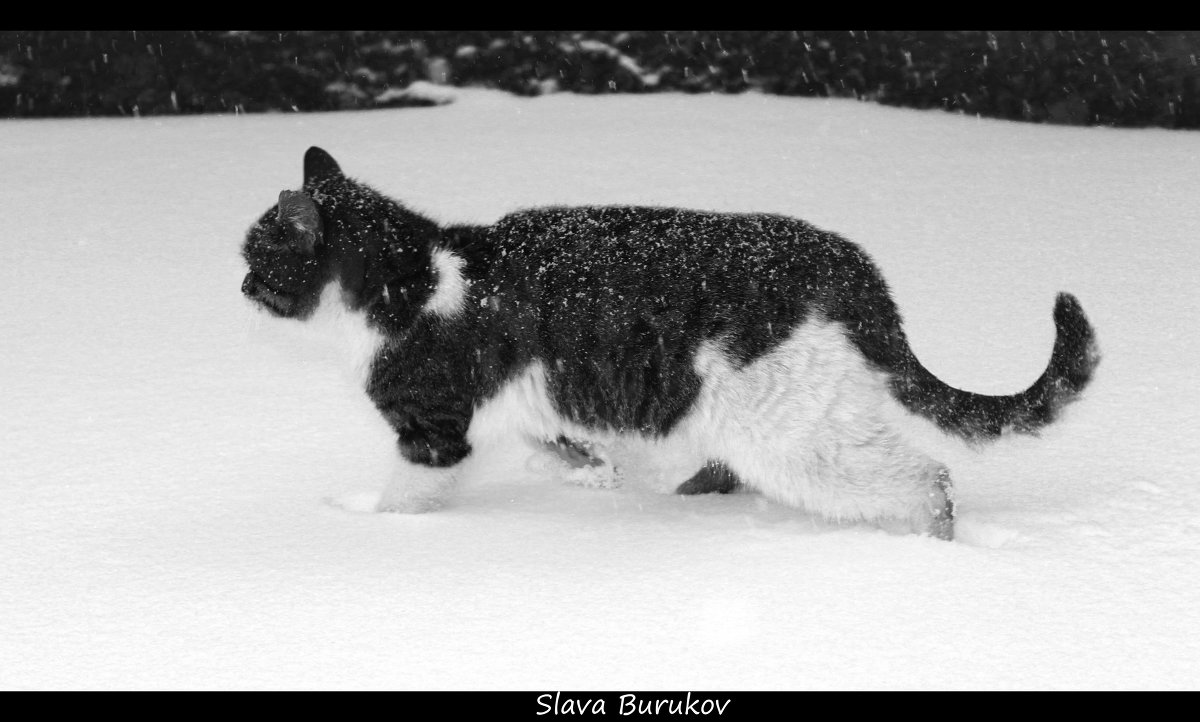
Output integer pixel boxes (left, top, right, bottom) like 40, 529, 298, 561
303, 281, 388, 388
677, 320, 945, 526
465, 317, 948, 531
469, 362, 576, 448
423, 248, 469, 318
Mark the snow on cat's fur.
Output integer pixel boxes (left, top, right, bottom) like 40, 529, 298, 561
240, 147, 1099, 540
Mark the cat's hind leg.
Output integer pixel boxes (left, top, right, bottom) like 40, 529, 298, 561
722, 434, 956, 540
682, 328, 956, 538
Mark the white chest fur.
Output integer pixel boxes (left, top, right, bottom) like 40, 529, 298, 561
303, 281, 388, 388
298, 249, 468, 388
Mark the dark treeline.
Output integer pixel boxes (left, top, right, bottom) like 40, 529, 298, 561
3, 30, 1198, 128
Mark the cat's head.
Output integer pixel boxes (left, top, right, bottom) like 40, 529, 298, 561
240, 147, 344, 319
241, 147, 439, 324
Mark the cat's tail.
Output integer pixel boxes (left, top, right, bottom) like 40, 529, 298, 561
886, 293, 1099, 442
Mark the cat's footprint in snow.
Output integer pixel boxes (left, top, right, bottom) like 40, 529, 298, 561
323, 491, 383, 514
324, 490, 450, 514
953, 513, 1023, 548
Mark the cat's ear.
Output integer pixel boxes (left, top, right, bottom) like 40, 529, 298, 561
303, 146, 343, 185
277, 190, 322, 256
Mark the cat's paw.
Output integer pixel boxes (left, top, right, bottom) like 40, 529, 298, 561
564, 462, 623, 489
676, 462, 740, 495
527, 436, 621, 488
549, 435, 607, 469
374, 460, 455, 513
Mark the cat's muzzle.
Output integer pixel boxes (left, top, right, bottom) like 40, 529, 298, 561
242, 271, 297, 316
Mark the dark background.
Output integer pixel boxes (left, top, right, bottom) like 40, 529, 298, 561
3, 30, 1198, 128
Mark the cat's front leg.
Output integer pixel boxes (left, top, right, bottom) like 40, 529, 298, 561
375, 409, 472, 513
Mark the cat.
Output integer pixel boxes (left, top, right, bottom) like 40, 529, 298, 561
241, 146, 1099, 540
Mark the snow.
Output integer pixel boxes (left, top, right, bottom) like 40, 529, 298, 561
2, 89, 1199, 690
374, 80, 457, 107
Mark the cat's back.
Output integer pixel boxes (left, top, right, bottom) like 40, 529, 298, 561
473, 204, 896, 372
487, 205, 880, 293
491, 204, 830, 264
484, 204, 887, 322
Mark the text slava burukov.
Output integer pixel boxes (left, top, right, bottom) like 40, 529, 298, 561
536, 692, 732, 716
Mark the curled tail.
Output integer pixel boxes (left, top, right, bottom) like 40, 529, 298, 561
887, 293, 1099, 442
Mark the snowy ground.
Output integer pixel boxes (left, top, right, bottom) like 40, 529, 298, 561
2, 88, 1198, 690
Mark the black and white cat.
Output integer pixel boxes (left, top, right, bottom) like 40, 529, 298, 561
241, 147, 1099, 540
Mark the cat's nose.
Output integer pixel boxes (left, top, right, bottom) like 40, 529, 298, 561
241, 272, 258, 297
